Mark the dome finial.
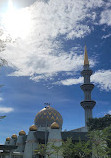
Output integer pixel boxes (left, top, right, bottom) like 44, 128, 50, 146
84, 45, 89, 65
44, 103, 50, 107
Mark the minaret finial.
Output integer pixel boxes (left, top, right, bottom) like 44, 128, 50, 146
84, 45, 89, 65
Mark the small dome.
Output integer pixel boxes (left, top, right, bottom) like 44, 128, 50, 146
34, 106, 63, 128
12, 134, 17, 139
19, 130, 26, 136
6, 137, 11, 141
51, 122, 60, 129
29, 125, 37, 131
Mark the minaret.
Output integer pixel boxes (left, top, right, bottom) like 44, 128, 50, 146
80, 46, 96, 127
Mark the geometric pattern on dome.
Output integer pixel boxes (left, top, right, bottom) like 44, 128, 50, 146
34, 106, 63, 128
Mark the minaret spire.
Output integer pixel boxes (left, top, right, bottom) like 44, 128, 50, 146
80, 46, 96, 129
84, 45, 89, 65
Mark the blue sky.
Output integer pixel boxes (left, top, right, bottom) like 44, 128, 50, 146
0, 0, 111, 144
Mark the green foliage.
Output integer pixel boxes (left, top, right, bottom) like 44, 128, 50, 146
62, 138, 91, 158
87, 115, 111, 157
0, 115, 6, 119
62, 138, 75, 158
35, 144, 46, 157
35, 143, 53, 158
102, 125, 111, 156
73, 138, 91, 158
35, 138, 91, 158
51, 143, 62, 158
88, 130, 108, 158
87, 114, 111, 131
0, 115, 6, 120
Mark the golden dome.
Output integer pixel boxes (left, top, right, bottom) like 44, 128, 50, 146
19, 130, 26, 136
29, 125, 37, 131
34, 106, 63, 128
12, 134, 17, 139
6, 137, 11, 141
51, 122, 60, 129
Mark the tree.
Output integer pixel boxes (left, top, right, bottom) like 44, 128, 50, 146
87, 114, 111, 157
35, 143, 53, 158
62, 138, 75, 158
102, 125, 111, 156
87, 114, 111, 131
0, 115, 6, 121
0, 115, 6, 119
51, 143, 62, 158
73, 138, 91, 158
62, 137, 91, 158
88, 130, 108, 158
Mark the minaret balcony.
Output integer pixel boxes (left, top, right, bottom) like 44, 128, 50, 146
80, 84, 94, 91
80, 100, 96, 110
81, 69, 92, 77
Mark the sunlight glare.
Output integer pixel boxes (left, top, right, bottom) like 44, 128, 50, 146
2, 0, 32, 39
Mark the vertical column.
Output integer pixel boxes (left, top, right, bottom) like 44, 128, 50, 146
80, 46, 96, 127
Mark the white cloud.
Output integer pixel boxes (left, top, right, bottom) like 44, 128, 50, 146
0, 0, 103, 82
5, 45, 84, 81
0, 107, 14, 113
100, 9, 111, 26
58, 70, 111, 91
1, 0, 110, 88
91, 70, 111, 91
57, 77, 83, 86
108, 111, 111, 115
102, 33, 111, 39
0, 97, 3, 101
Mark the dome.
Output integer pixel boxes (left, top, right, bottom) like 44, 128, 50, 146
12, 134, 17, 139
51, 122, 60, 129
29, 125, 37, 131
6, 137, 11, 141
34, 106, 63, 128
19, 130, 26, 136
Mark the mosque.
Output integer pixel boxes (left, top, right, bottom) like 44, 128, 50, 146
0, 46, 96, 158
